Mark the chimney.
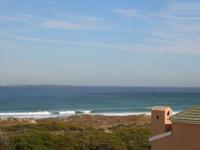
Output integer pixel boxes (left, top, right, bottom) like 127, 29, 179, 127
151, 106, 172, 136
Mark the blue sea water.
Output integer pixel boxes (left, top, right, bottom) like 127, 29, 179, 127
0, 86, 200, 118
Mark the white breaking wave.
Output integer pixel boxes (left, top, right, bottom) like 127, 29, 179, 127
82, 110, 91, 114
59, 111, 76, 115
75, 110, 92, 114
172, 111, 179, 115
0, 111, 52, 119
0, 110, 179, 119
95, 111, 179, 116
0, 110, 93, 119
0, 111, 51, 116
59, 110, 92, 115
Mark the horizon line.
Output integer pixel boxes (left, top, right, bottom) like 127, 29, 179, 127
0, 84, 200, 88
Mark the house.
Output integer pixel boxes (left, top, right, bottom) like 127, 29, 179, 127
149, 106, 200, 150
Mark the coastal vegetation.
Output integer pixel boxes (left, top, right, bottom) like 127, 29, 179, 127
0, 115, 150, 150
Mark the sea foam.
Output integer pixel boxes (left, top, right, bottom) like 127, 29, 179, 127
59, 111, 76, 115
0, 111, 51, 116
0, 111, 52, 119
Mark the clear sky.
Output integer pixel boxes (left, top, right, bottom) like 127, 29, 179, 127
0, 0, 200, 86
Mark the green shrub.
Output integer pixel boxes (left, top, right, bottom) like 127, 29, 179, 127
0, 132, 9, 150
1, 120, 150, 150
113, 125, 150, 150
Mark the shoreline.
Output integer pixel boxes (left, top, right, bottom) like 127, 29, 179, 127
0, 111, 152, 119
0, 110, 180, 119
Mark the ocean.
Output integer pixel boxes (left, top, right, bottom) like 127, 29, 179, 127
0, 86, 200, 118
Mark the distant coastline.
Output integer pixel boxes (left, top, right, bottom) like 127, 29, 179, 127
1, 84, 200, 88
1, 85, 200, 92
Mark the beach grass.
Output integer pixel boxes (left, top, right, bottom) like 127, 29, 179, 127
0, 115, 150, 150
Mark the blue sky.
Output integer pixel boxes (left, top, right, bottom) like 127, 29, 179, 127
0, 0, 200, 86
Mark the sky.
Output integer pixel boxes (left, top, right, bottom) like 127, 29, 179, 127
0, 0, 200, 87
